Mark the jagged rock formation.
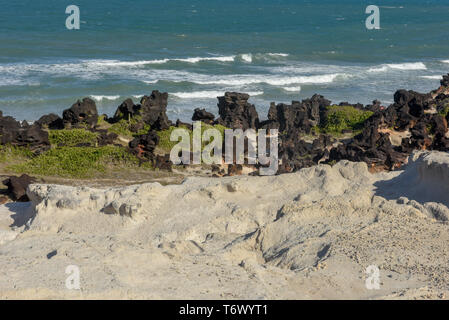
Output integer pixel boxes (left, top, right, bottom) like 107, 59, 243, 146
35, 113, 64, 130
139, 91, 171, 130
216, 92, 259, 130
192, 108, 215, 124
0, 114, 50, 154
2, 174, 35, 202
63, 97, 99, 128
110, 98, 140, 123
129, 130, 160, 159
1, 74, 449, 177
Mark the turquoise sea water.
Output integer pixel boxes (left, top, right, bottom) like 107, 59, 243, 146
1, 0, 449, 121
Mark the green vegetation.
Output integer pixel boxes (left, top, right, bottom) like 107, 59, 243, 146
0, 145, 33, 164
320, 105, 373, 135
157, 123, 227, 153
97, 115, 151, 139
157, 126, 185, 152
49, 129, 98, 147
10, 146, 146, 178
438, 104, 449, 117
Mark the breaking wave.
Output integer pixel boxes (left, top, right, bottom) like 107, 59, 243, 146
368, 62, 427, 72
170, 90, 263, 99
90, 95, 121, 101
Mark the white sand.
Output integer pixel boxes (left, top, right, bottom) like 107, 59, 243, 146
0, 151, 448, 299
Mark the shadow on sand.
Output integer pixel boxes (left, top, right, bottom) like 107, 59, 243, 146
5, 202, 36, 228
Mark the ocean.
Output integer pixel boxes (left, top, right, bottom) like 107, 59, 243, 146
1, 0, 449, 122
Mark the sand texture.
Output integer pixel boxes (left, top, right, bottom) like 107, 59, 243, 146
0, 151, 448, 299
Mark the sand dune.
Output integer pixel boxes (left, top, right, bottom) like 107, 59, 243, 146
0, 151, 448, 299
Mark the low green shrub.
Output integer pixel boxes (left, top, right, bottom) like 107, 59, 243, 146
0, 145, 33, 163
438, 104, 449, 117
157, 123, 228, 153
107, 116, 151, 138
49, 129, 98, 147
10, 146, 142, 178
321, 105, 373, 135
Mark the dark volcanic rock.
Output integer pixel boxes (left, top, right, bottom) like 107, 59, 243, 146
96, 130, 118, 146
1, 123, 50, 154
63, 98, 99, 128
3, 174, 36, 202
432, 73, 449, 96
140, 91, 170, 130
192, 108, 215, 124
129, 130, 160, 159
260, 94, 331, 134
227, 164, 243, 176
1, 113, 50, 153
216, 92, 259, 130
389, 90, 432, 130
153, 154, 173, 171
111, 99, 140, 123
175, 119, 193, 131
278, 132, 334, 174
0, 114, 21, 134
36, 113, 64, 130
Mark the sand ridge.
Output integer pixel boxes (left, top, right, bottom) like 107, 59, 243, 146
0, 151, 448, 299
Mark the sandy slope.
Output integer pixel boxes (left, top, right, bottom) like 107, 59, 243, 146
0, 151, 448, 300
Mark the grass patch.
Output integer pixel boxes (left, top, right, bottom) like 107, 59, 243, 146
105, 116, 151, 139
320, 105, 373, 135
157, 124, 228, 153
438, 104, 449, 117
10, 146, 146, 178
49, 129, 99, 147
0, 145, 33, 163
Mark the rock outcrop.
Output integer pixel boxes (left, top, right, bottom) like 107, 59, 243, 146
129, 130, 160, 159
62, 98, 99, 128
35, 113, 64, 130
192, 108, 215, 125
0, 113, 50, 153
3, 174, 36, 202
110, 98, 140, 123
260, 94, 331, 133
139, 91, 171, 130
216, 92, 259, 130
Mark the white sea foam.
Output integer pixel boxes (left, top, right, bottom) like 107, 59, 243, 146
283, 86, 302, 92
368, 62, 427, 73
367, 66, 389, 73
441, 60, 449, 64
173, 56, 236, 63
90, 95, 121, 101
170, 91, 263, 99
188, 73, 344, 86
240, 54, 253, 63
420, 75, 442, 80
82, 56, 236, 67
267, 53, 289, 57
85, 59, 169, 67
387, 62, 427, 70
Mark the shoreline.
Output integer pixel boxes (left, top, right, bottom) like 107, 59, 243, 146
0, 73, 448, 200
0, 73, 448, 300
